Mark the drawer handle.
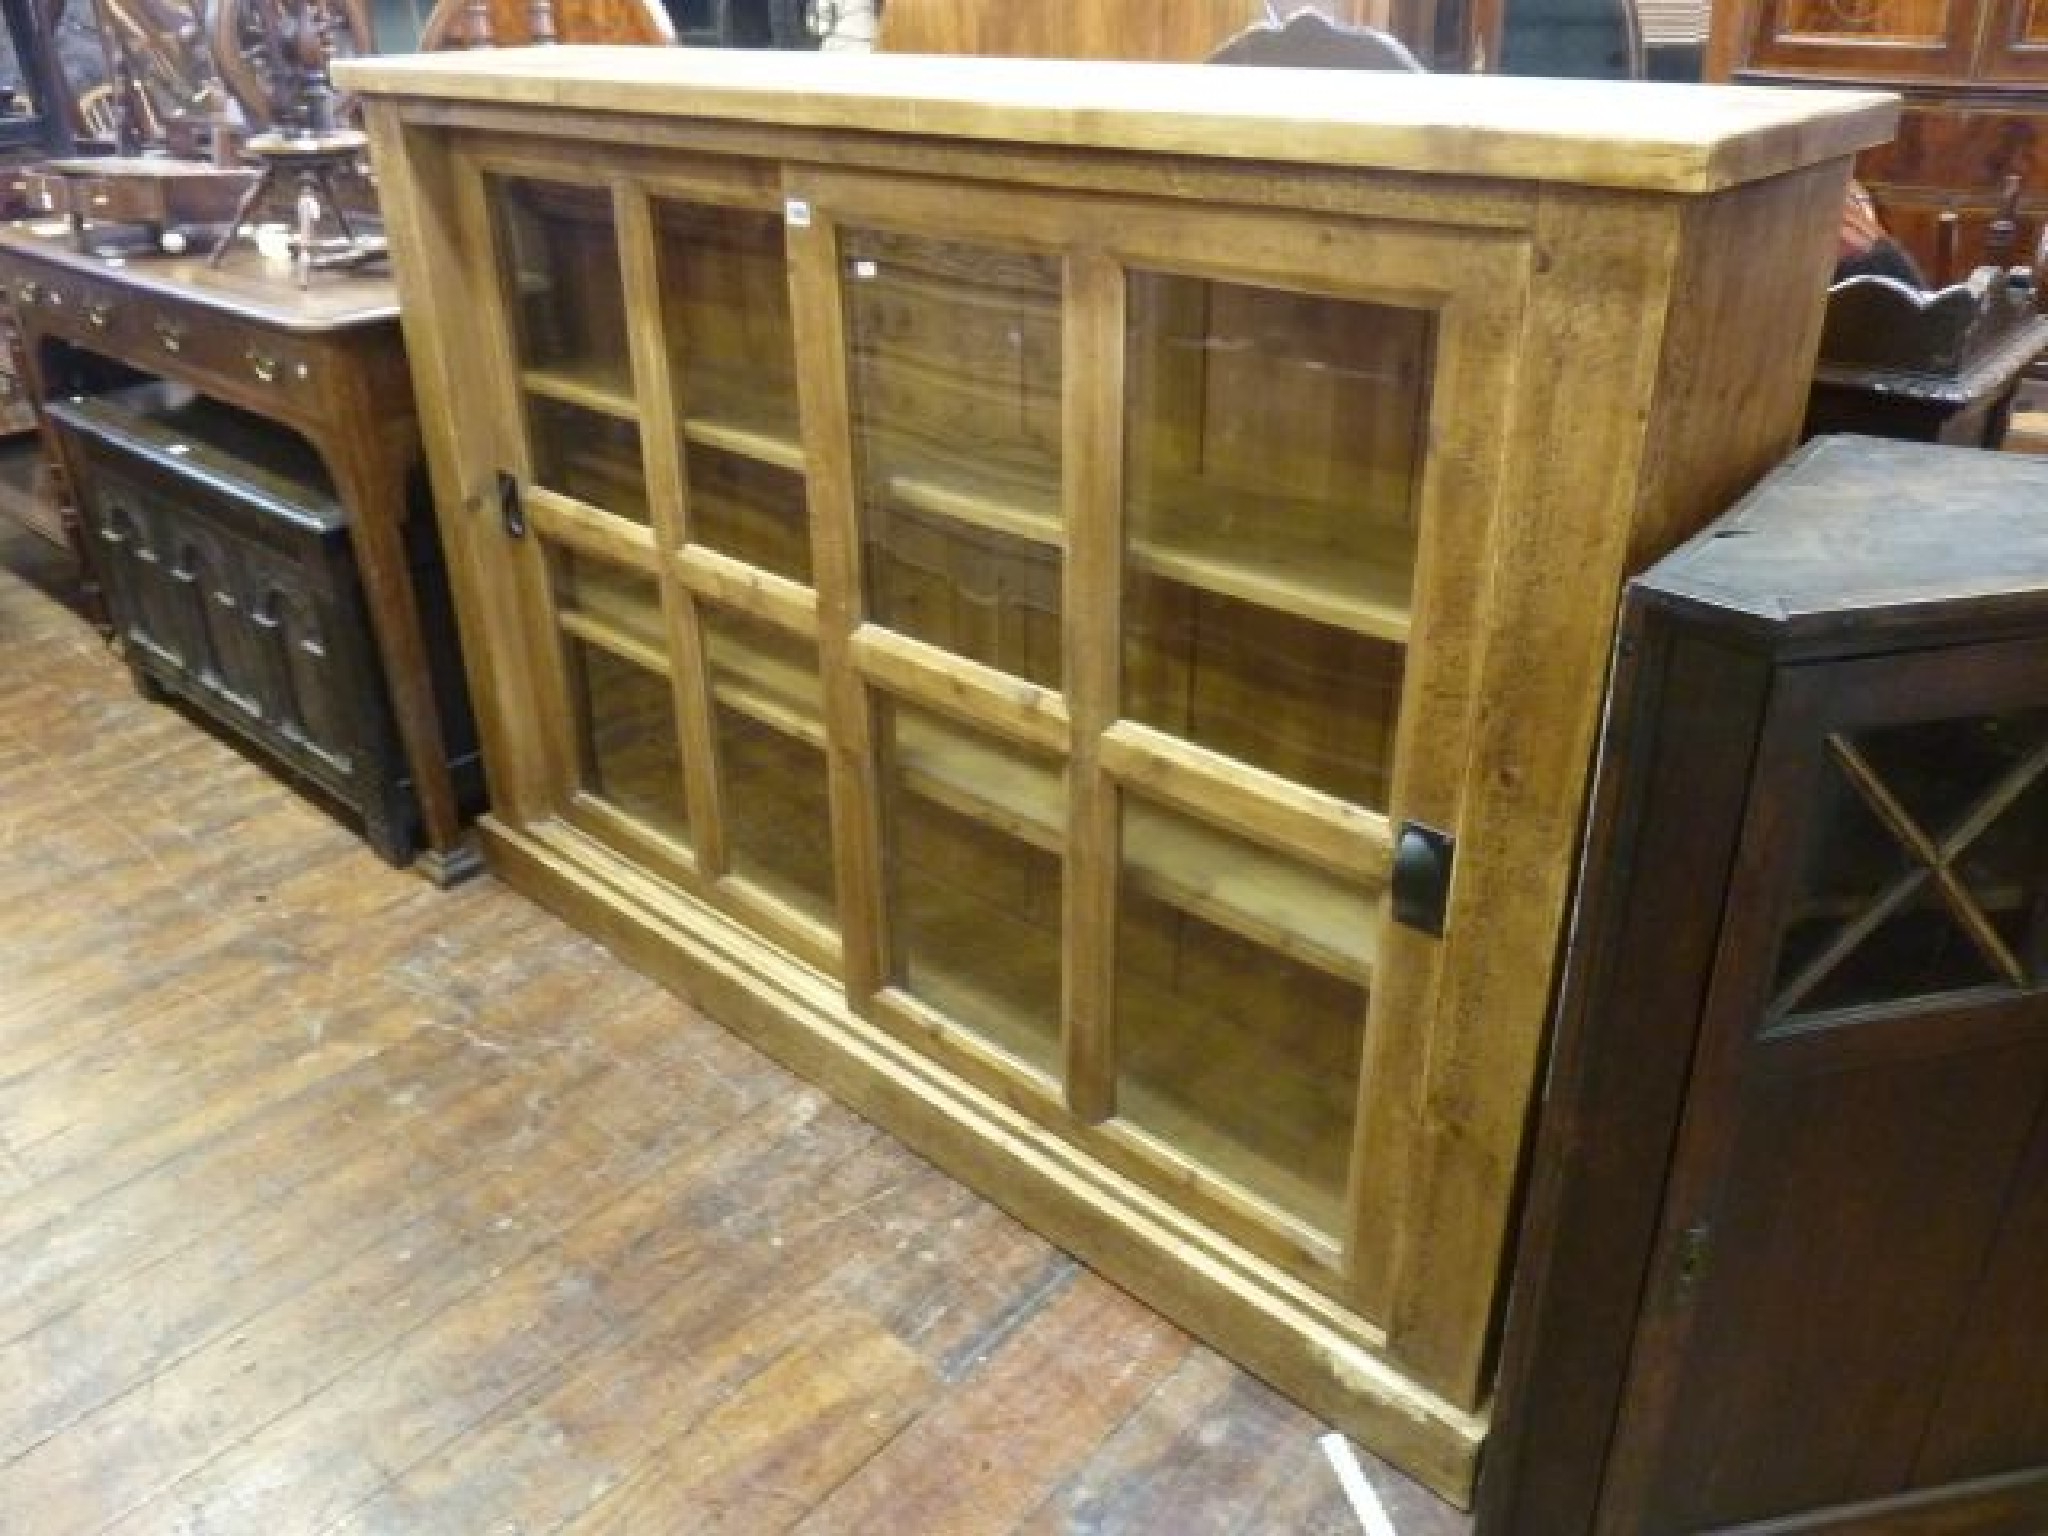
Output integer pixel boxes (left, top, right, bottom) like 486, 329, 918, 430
44, 288, 62, 310
13, 279, 36, 306
246, 349, 279, 385
85, 300, 113, 330
155, 319, 185, 354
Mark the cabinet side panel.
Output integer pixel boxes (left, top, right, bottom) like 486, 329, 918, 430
1629, 159, 1852, 573
1475, 607, 1773, 1536
1377, 187, 1685, 1405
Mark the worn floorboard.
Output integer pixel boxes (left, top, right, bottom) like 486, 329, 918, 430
0, 509, 1473, 1535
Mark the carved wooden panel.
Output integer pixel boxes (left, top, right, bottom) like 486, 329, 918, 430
1742, 0, 1982, 76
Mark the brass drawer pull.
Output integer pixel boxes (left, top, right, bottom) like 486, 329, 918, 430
85, 300, 113, 330
155, 318, 185, 354
246, 348, 279, 385
13, 279, 37, 306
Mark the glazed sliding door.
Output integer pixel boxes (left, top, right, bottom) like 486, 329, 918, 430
460, 147, 839, 968
1097, 206, 1523, 1304
793, 194, 1076, 1090
788, 170, 1527, 1309
464, 164, 696, 871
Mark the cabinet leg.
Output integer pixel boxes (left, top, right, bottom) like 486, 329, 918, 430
413, 836, 486, 888
130, 665, 166, 703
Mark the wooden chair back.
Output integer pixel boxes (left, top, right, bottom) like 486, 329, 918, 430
877, 0, 1391, 62
418, 0, 673, 50
1207, 10, 1424, 69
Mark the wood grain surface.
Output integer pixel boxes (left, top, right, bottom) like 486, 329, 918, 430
333, 46, 1896, 195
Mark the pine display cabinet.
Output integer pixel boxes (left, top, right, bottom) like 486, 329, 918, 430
336, 48, 1894, 1501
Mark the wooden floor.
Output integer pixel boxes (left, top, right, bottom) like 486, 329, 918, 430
0, 510, 1474, 1535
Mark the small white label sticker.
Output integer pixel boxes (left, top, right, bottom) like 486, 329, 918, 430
784, 198, 812, 228
852, 259, 878, 280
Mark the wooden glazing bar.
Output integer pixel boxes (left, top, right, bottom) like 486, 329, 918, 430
618, 180, 728, 879
1098, 721, 1394, 882
526, 488, 659, 569
849, 623, 1069, 756
672, 544, 818, 635
1062, 248, 1124, 1126
788, 199, 891, 1005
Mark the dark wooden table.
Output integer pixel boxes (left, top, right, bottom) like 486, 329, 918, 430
0, 220, 480, 884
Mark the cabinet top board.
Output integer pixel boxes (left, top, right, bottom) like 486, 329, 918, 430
334, 46, 1895, 195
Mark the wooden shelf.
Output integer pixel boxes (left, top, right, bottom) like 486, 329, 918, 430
897, 715, 1376, 985
559, 609, 669, 677
522, 360, 639, 421
545, 443, 651, 527
897, 719, 1066, 855
1125, 804, 1377, 985
868, 431, 1063, 549
558, 558, 667, 662
681, 370, 805, 475
704, 630, 827, 751
717, 712, 839, 934
1129, 473, 1416, 643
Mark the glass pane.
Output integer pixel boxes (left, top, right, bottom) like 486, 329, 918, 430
864, 509, 1061, 689
1125, 574, 1405, 808
1116, 798, 1371, 1234
1858, 712, 2048, 840
703, 609, 836, 928
688, 451, 811, 585
491, 177, 631, 398
555, 550, 663, 656
1958, 789, 2048, 964
1773, 712, 2048, 1017
529, 400, 648, 525
1123, 271, 1427, 804
657, 202, 812, 583
1793, 898, 1996, 1016
847, 230, 1063, 688
566, 639, 688, 844
881, 700, 1063, 1077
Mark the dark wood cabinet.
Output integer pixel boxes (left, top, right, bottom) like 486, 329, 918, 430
48, 385, 479, 865
1712, 0, 2048, 278
1482, 433, 2048, 1534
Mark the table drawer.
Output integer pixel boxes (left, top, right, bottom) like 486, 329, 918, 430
138, 304, 321, 402
10, 270, 132, 351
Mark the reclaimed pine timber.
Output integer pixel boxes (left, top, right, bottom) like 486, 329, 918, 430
339, 45, 1896, 1503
